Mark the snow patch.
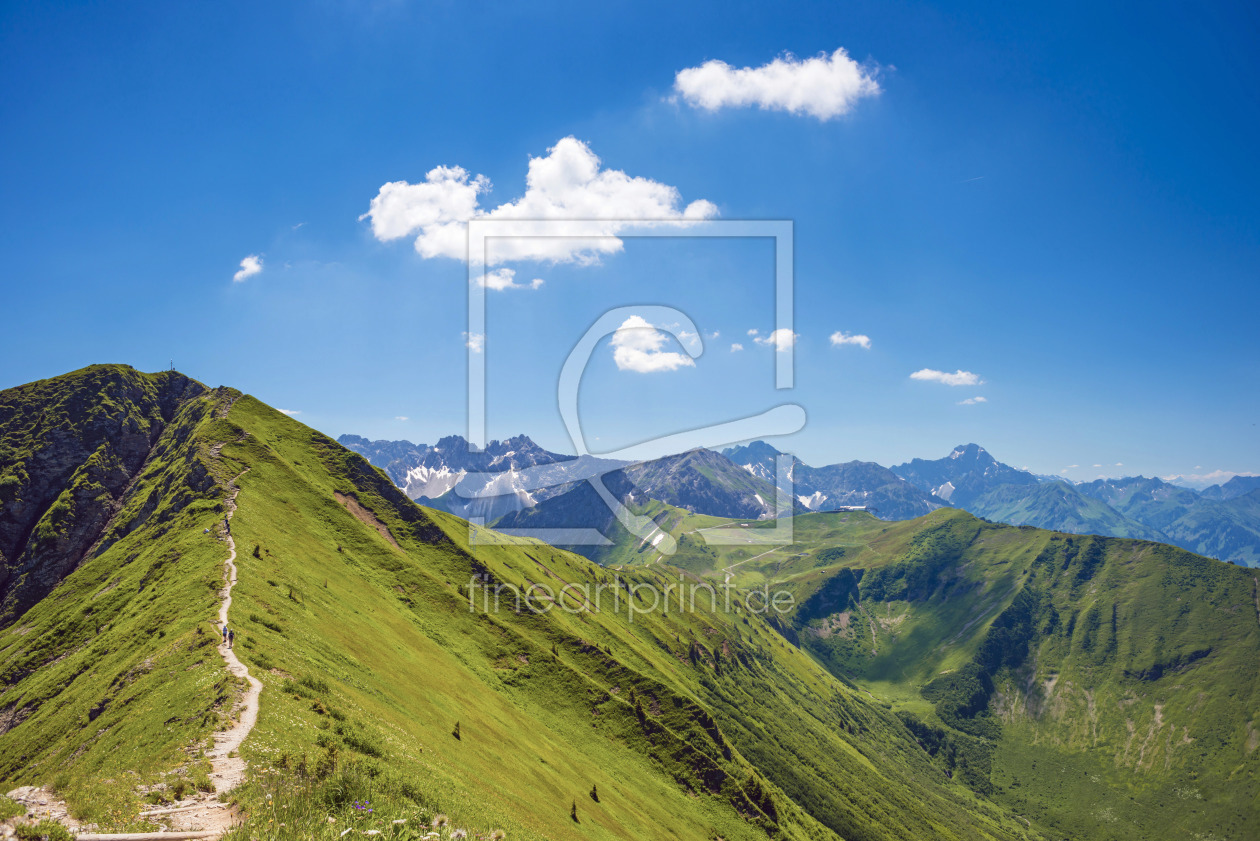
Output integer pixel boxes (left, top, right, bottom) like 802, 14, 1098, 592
797, 491, 828, 509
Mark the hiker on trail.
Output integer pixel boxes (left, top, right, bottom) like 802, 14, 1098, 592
228, 629, 235, 648
222, 624, 228, 643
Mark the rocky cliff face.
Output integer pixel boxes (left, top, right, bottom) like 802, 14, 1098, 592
0, 365, 215, 625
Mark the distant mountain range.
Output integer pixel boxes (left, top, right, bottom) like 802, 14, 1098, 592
342, 433, 1260, 567
724, 440, 939, 519
884, 443, 1260, 566
338, 433, 626, 522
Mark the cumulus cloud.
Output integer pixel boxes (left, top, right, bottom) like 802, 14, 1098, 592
479, 268, 544, 291
754, 329, 797, 351
706, 330, 720, 339
677, 329, 701, 350
1162, 469, 1260, 489
233, 254, 263, 282
278, 408, 301, 416
395, 416, 409, 421
362, 137, 717, 266
464, 332, 485, 353
610, 316, 696, 373
910, 368, 984, 387
830, 330, 871, 349
957, 396, 987, 405
730, 343, 744, 352
673, 48, 880, 120
747, 328, 760, 336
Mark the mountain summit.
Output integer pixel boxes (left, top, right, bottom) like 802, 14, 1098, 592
723, 441, 939, 519
339, 433, 626, 521
892, 443, 1038, 506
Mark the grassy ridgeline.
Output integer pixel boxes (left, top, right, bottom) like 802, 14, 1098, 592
218, 395, 1035, 840
0, 367, 1040, 840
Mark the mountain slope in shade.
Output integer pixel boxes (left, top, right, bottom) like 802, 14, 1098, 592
723, 441, 939, 519
490, 469, 644, 562
0, 364, 216, 624
623, 448, 780, 519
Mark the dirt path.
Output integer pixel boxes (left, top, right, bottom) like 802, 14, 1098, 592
723, 546, 782, 584
6, 422, 258, 840
206, 473, 261, 794
77, 472, 258, 839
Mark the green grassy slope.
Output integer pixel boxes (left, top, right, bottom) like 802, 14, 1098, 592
762, 510, 1260, 841
0, 367, 241, 826
966, 482, 1165, 542
220, 397, 1035, 841
0, 367, 1041, 841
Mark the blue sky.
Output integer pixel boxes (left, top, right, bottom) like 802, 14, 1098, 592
1, 0, 1257, 485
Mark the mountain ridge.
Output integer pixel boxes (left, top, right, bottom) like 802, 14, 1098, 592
1, 364, 1039, 841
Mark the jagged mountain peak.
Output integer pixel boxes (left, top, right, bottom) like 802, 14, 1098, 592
949, 443, 990, 460
722, 440, 786, 463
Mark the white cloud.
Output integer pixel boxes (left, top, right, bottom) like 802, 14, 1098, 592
730, 342, 744, 352
747, 328, 759, 336
464, 332, 485, 353
754, 329, 797, 351
362, 136, 717, 266
395, 416, 409, 421
830, 330, 871, 349
1093, 464, 1102, 468
957, 396, 988, 405
706, 330, 720, 339
677, 329, 701, 350
910, 368, 984, 387
1162, 469, 1259, 489
233, 254, 263, 282
479, 268, 544, 291
674, 48, 880, 121
278, 408, 301, 416
1115, 463, 1124, 467
610, 316, 696, 373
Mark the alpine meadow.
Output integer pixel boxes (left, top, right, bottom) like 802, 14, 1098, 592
2, 3, 1258, 840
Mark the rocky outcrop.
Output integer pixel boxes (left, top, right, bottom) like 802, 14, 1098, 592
0, 365, 211, 626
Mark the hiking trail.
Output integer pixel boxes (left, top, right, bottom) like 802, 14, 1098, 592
4, 467, 261, 840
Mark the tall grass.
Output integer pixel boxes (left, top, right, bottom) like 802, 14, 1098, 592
224, 759, 500, 841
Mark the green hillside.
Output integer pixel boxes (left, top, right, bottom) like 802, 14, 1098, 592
754, 510, 1260, 840
0, 366, 1039, 841
966, 482, 1165, 542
